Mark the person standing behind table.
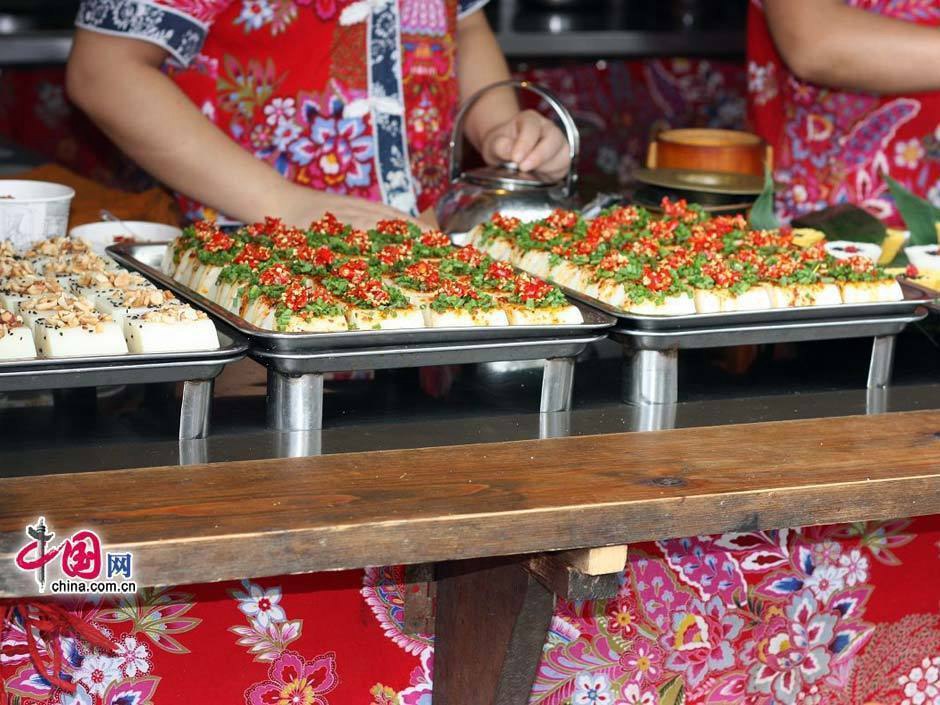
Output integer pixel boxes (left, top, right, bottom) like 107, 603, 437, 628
0, 2, 573, 704
748, 0, 940, 225
64, 0, 571, 228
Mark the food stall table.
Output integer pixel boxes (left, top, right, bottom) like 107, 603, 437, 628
5, 365, 940, 703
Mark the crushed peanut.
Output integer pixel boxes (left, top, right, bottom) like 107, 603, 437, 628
40, 309, 113, 333
137, 303, 206, 324
0, 258, 34, 279
0, 308, 24, 339
113, 288, 175, 308
1, 276, 63, 296
25, 237, 92, 259
20, 293, 83, 312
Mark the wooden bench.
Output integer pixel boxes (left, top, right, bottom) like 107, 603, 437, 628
4, 410, 940, 704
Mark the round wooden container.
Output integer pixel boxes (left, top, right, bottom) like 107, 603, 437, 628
648, 129, 769, 177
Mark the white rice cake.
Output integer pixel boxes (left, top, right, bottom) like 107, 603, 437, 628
258, 310, 349, 332
35, 315, 127, 358
172, 250, 202, 286
549, 262, 593, 293
501, 303, 583, 325
123, 304, 219, 353
95, 288, 176, 326
0, 277, 63, 313
764, 284, 842, 308
423, 307, 510, 327
625, 294, 696, 316
0, 310, 35, 360
516, 251, 553, 279
190, 264, 225, 299
840, 280, 904, 304
694, 287, 772, 313
18, 294, 86, 332
346, 306, 425, 330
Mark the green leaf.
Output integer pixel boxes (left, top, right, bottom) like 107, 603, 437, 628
791, 204, 885, 245
748, 164, 780, 231
658, 675, 686, 705
883, 171, 940, 246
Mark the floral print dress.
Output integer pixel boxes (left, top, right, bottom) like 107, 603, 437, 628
74, 0, 488, 221
3, 517, 939, 704
747, 0, 940, 224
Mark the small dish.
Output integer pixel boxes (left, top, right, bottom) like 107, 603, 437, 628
70, 220, 182, 257
824, 240, 882, 264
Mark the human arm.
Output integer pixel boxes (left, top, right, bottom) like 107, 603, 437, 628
65, 29, 421, 229
455, 11, 570, 179
763, 0, 940, 93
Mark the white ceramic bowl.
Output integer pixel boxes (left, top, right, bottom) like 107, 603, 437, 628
824, 240, 882, 264
69, 221, 182, 256
905, 244, 940, 273
0, 180, 75, 250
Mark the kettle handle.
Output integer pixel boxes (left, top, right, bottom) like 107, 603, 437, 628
448, 79, 580, 198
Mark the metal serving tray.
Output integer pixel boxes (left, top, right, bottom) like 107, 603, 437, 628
0, 329, 248, 439
109, 242, 613, 432
109, 243, 615, 351
552, 280, 933, 332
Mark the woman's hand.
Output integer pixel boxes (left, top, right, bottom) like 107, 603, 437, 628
281, 188, 429, 231
479, 110, 571, 181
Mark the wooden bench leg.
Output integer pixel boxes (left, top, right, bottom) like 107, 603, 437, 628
433, 557, 553, 705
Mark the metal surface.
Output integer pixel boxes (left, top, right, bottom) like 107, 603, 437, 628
267, 371, 324, 432
0, 327, 245, 438
580, 282, 932, 332
613, 312, 924, 409
260, 336, 597, 430
868, 335, 897, 389
540, 357, 575, 412
0, 330, 247, 390
623, 349, 678, 405
610, 311, 925, 351
179, 379, 214, 440
109, 243, 615, 352
0, 31, 72, 65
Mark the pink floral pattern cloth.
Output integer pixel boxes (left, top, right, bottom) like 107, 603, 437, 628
748, 0, 940, 225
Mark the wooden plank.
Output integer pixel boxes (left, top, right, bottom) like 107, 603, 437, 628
525, 553, 621, 601
433, 558, 552, 705
556, 545, 628, 575
4, 410, 940, 597
402, 563, 436, 636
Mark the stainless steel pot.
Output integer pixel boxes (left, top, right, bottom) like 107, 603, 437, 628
435, 79, 580, 244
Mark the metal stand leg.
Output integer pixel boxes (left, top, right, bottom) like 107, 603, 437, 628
867, 335, 896, 389
179, 379, 213, 440
622, 348, 678, 405
267, 370, 324, 431
274, 431, 323, 458
866, 386, 889, 415
540, 357, 575, 413
629, 402, 678, 432
539, 410, 572, 439
178, 439, 208, 465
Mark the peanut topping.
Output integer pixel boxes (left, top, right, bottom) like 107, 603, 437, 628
137, 303, 206, 324
20, 293, 82, 313
1, 277, 63, 296
0, 241, 15, 258
116, 288, 175, 308
41, 309, 113, 334
0, 308, 24, 338
42, 253, 109, 276
26, 236, 92, 259
0, 257, 34, 279
73, 270, 149, 290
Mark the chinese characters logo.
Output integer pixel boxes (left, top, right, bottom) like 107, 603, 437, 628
14, 516, 135, 594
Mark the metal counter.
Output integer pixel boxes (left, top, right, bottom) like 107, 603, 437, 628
3, 318, 940, 478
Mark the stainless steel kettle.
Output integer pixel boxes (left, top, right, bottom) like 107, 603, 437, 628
435, 79, 580, 244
